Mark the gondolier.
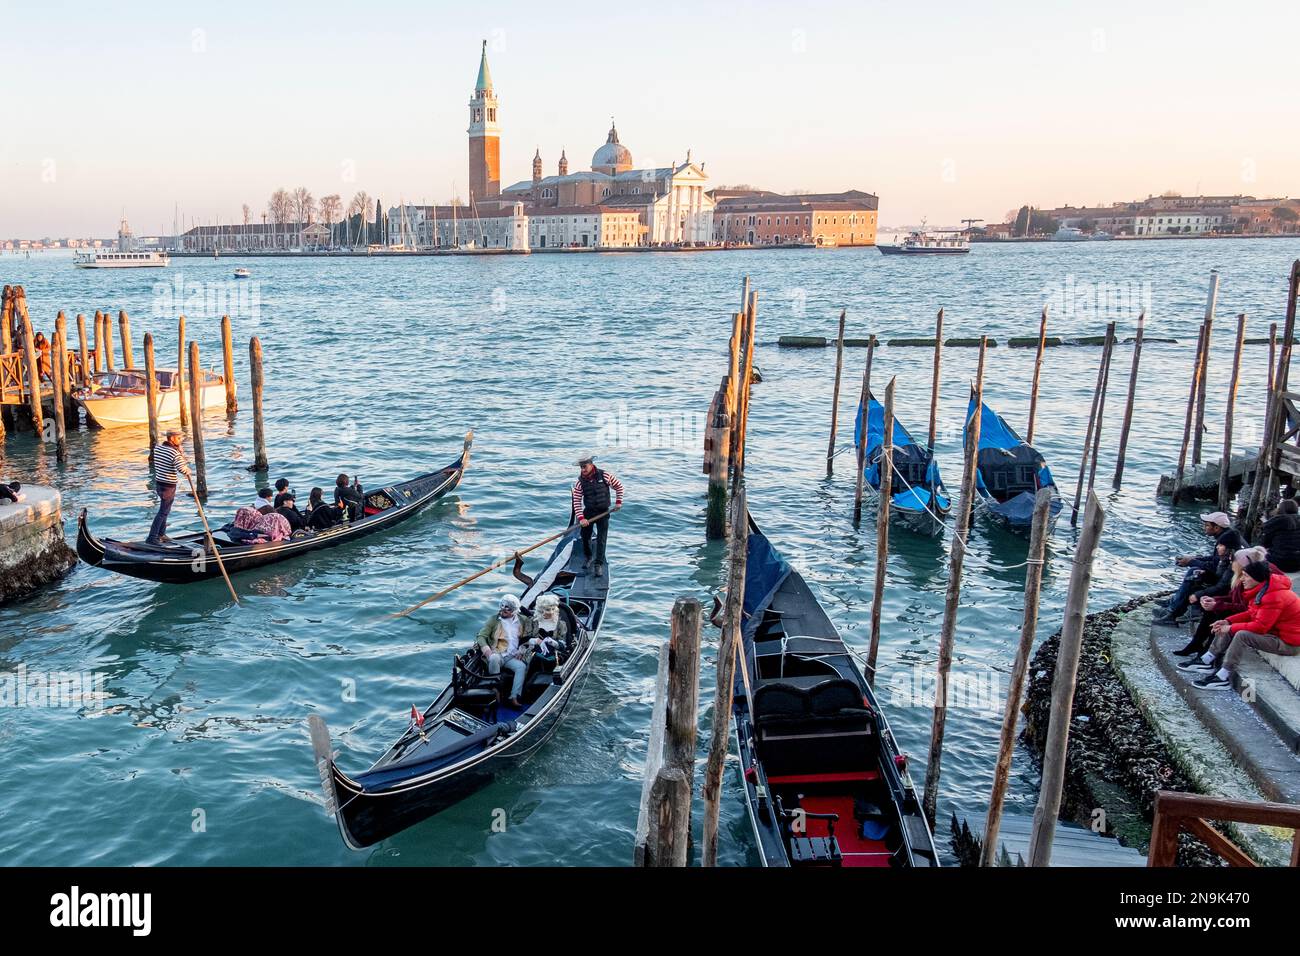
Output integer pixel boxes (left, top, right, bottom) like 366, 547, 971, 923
147, 429, 191, 545
571, 453, 623, 576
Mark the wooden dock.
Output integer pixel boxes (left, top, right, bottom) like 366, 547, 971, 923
985, 814, 1146, 867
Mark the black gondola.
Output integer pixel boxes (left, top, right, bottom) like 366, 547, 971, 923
309, 522, 609, 849
77, 432, 473, 584
732, 512, 939, 867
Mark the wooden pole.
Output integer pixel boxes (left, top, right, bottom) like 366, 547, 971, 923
980, 486, 1053, 865
76, 313, 89, 387
221, 314, 237, 414
184, 472, 240, 606
1083, 322, 1117, 500
1026, 305, 1047, 445
852, 338, 875, 525
1218, 314, 1247, 514
188, 341, 208, 499
666, 596, 703, 794
734, 292, 758, 479
118, 310, 134, 369
144, 333, 161, 474
176, 314, 188, 429
1172, 324, 1207, 503
50, 329, 67, 461
1070, 321, 1115, 526
705, 385, 731, 540
928, 309, 944, 451
1192, 270, 1220, 465
55, 312, 75, 424
91, 310, 103, 374
1028, 491, 1107, 867
701, 483, 748, 866
102, 311, 114, 372
826, 309, 847, 476
0, 286, 11, 355
1112, 312, 1145, 489
922, 336, 986, 825
17, 289, 42, 433
1245, 262, 1299, 537
249, 335, 268, 471
867, 378, 895, 682
726, 310, 743, 473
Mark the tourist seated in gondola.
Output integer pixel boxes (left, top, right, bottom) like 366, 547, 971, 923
223, 507, 265, 543
1153, 512, 1245, 625
1259, 499, 1300, 573
253, 510, 293, 543
523, 593, 568, 658
1180, 560, 1300, 690
334, 474, 364, 522
305, 487, 340, 530
273, 477, 294, 509
275, 491, 307, 531
252, 487, 275, 514
476, 594, 528, 708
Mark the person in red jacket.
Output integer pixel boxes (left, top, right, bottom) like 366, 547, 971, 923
1181, 560, 1300, 690
1173, 546, 1274, 658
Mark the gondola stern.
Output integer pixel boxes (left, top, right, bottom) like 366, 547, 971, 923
75, 509, 106, 567
307, 714, 363, 848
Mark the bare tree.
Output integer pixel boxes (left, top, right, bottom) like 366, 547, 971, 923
268, 188, 292, 248
349, 191, 372, 246
320, 194, 342, 247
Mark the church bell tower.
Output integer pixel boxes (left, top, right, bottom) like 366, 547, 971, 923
468, 40, 501, 200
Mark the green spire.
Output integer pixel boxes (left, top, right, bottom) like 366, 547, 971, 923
475, 40, 492, 92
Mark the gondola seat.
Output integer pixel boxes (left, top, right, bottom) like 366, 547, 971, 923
752, 677, 874, 776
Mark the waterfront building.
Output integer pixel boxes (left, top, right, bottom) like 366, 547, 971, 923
711, 190, 879, 246
527, 206, 641, 249
1133, 210, 1225, 236
178, 221, 331, 252
384, 202, 529, 250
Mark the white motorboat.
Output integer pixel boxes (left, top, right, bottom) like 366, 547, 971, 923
73, 217, 169, 268
879, 223, 970, 255
73, 368, 226, 429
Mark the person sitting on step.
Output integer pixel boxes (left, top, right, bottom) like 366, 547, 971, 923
476, 594, 528, 709
1259, 498, 1300, 573
1173, 546, 1274, 659
1179, 559, 1300, 690
1153, 512, 1245, 625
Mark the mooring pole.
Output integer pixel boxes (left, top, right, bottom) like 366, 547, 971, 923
1245, 262, 1299, 537
221, 314, 238, 415
55, 312, 75, 424
1083, 322, 1117, 499
188, 341, 208, 499
867, 378, 895, 682
91, 310, 104, 374
1070, 321, 1115, 526
176, 314, 188, 430
852, 338, 876, 526
981, 485, 1053, 865
75, 314, 89, 388
1192, 270, 1220, 465
826, 309, 847, 477
250, 335, 268, 472
17, 289, 42, 433
1112, 312, 1145, 489
726, 310, 743, 474
102, 312, 114, 372
922, 336, 987, 826
1172, 323, 1207, 503
701, 484, 748, 866
1218, 313, 1247, 513
50, 328, 67, 461
118, 310, 134, 369
1028, 491, 1107, 867
1026, 305, 1047, 445
144, 333, 161, 474
928, 308, 944, 451
734, 292, 758, 479
705, 384, 731, 540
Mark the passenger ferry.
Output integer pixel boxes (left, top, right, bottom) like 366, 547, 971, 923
878, 224, 970, 255
73, 218, 169, 268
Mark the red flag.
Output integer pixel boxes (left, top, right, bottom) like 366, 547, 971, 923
410, 705, 424, 727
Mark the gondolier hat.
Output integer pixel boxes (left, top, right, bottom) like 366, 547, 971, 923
575, 452, 595, 466
1199, 511, 1232, 527
165, 428, 182, 439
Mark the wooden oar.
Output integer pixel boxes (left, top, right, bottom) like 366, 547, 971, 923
392, 509, 613, 619
184, 472, 240, 606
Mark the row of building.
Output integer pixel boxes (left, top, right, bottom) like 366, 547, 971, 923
1031, 195, 1300, 237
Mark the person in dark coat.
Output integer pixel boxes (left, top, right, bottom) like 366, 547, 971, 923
1259, 499, 1300, 573
1154, 512, 1246, 625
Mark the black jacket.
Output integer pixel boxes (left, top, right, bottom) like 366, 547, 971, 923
1261, 514, 1300, 564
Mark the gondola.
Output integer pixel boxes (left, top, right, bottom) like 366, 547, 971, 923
77, 432, 473, 584
309, 521, 609, 849
964, 393, 1062, 535
855, 390, 950, 536
732, 512, 939, 867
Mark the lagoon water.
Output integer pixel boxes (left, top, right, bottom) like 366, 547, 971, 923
3, 238, 1299, 865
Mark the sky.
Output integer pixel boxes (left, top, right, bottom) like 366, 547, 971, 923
2, 0, 1297, 236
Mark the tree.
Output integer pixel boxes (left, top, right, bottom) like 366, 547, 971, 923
320, 194, 342, 245
292, 187, 315, 225
1273, 206, 1299, 225
1013, 205, 1031, 237
348, 191, 372, 246
268, 188, 292, 248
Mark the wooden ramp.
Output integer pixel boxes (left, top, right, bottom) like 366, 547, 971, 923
1156, 452, 1259, 500
987, 814, 1147, 867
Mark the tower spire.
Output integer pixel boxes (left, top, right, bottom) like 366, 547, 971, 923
475, 39, 493, 92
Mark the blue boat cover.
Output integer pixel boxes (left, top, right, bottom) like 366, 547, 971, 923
742, 526, 791, 645
854, 394, 950, 514
964, 394, 1058, 524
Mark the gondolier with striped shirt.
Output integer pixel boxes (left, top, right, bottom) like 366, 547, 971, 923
571, 453, 623, 576
147, 429, 191, 545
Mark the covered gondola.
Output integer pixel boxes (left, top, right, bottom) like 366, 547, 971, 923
732, 513, 939, 867
964, 394, 1062, 535
77, 432, 473, 583
855, 390, 950, 535
309, 521, 609, 849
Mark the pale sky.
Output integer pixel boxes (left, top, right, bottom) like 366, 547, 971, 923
3, 0, 1297, 237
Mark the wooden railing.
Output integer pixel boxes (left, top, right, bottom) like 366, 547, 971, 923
1148, 790, 1300, 867
0, 351, 23, 402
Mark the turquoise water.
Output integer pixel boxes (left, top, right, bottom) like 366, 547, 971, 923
2, 239, 1298, 865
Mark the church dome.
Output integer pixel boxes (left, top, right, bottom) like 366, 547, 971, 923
592, 122, 633, 173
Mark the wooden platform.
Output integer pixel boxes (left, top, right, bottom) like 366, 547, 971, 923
986, 814, 1147, 867
1156, 452, 1260, 499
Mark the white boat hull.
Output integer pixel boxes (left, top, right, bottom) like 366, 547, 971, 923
77, 383, 225, 429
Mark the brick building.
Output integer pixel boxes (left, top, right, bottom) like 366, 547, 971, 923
711, 190, 879, 246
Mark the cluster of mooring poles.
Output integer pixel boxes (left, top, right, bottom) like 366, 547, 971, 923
0, 284, 271, 484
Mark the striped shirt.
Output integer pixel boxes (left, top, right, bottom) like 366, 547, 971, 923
572, 470, 624, 517
153, 444, 184, 484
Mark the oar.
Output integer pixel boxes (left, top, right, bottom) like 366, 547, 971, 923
184, 472, 240, 606
392, 509, 613, 619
